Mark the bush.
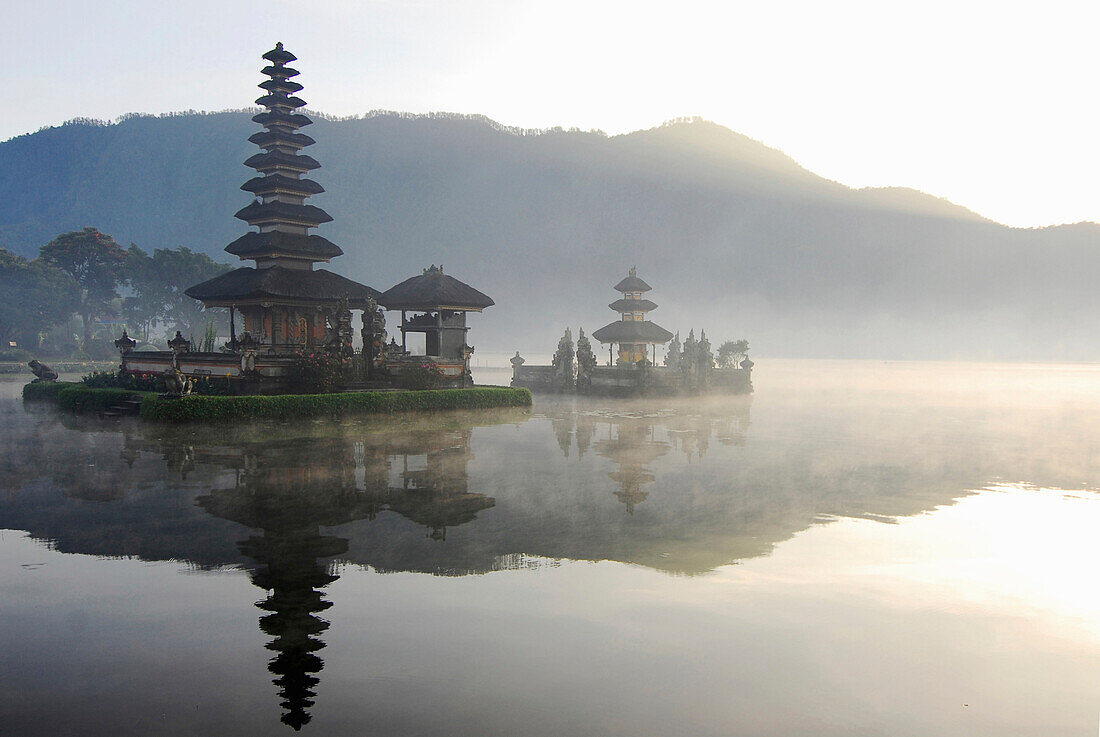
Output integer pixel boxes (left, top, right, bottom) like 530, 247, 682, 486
289, 350, 344, 393
141, 387, 532, 423
22, 381, 78, 401
82, 369, 164, 392
58, 386, 141, 413
399, 361, 445, 390
80, 369, 232, 396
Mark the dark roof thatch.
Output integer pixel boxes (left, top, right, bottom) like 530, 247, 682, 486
613, 274, 652, 293
241, 174, 325, 197
244, 150, 321, 173
379, 266, 494, 311
252, 110, 312, 129
258, 78, 304, 94
224, 232, 343, 260
262, 43, 297, 64
247, 130, 315, 149
234, 201, 332, 226
261, 64, 299, 79
592, 320, 673, 344
185, 266, 378, 305
255, 93, 307, 109
608, 298, 658, 313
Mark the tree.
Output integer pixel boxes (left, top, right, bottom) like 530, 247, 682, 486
664, 332, 681, 369
150, 247, 231, 340
39, 228, 127, 346
0, 249, 80, 350
717, 339, 750, 369
120, 245, 163, 343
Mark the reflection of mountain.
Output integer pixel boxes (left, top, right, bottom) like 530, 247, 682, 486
8, 381, 1099, 583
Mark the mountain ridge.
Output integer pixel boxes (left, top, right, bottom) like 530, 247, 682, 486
2, 111, 1097, 359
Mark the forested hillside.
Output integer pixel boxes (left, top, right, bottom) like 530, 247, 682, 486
3, 111, 1097, 359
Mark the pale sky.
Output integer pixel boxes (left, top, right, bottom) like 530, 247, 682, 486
8, 0, 1099, 227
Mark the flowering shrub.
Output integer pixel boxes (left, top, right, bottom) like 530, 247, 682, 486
400, 361, 445, 390
80, 369, 233, 395
82, 369, 164, 392
289, 350, 345, 394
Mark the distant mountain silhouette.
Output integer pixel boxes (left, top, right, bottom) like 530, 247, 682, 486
3, 111, 1097, 359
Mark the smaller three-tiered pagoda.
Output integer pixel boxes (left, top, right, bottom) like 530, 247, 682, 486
592, 267, 673, 365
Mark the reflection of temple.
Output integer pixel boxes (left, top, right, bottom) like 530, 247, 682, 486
190, 429, 493, 728
594, 418, 669, 513
196, 443, 378, 730
384, 429, 494, 540
544, 399, 752, 513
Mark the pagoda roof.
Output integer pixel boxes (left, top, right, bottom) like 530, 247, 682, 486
609, 298, 658, 312
248, 130, 316, 149
259, 78, 304, 94
614, 274, 652, 293
262, 43, 297, 64
244, 150, 321, 173
255, 93, 307, 109
185, 266, 379, 306
261, 65, 299, 79
252, 110, 312, 129
234, 201, 333, 227
379, 266, 494, 311
225, 232, 342, 261
592, 320, 673, 344
241, 174, 325, 197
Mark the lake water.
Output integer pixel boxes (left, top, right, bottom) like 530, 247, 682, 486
1, 361, 1098, 736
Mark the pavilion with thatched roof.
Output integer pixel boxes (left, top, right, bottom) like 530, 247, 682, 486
379, 265, 494, 383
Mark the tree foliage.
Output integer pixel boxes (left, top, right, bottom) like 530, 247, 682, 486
717, 339, 749, 369
39, 228, 127, 346
0, 248, 80, 349
122, 245, 232, 342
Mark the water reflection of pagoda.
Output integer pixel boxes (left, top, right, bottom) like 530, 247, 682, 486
384, 428, 494, 540
197, 441, 380, 730
191, 429, 494, 729
594, 417, 670, 513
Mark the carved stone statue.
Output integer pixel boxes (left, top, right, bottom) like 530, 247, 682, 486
168, 331, 190, 370
162, 367, 193, 397
28, 360, 58, 383
334, 295, 354, 357
361, 295, 387, 374
575, 329, 597, 394
509, 351, 525, 379
114, 330, 136, 355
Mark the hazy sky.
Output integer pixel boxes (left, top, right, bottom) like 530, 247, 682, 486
9, 0, 1098, 227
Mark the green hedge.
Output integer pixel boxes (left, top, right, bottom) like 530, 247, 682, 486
58, 387, 146, 413
21, 381, 79, 401
141, 386, 532, 423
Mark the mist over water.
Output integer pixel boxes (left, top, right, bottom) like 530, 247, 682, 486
1, 360, 1098, 735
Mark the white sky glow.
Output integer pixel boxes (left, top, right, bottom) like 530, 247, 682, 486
8, 0, 1099, 227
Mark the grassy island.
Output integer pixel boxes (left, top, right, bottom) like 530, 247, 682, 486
23, 382, 531, 423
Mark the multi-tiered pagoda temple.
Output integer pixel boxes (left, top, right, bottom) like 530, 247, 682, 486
592, 267, 673, 365
185, 42, 379, 352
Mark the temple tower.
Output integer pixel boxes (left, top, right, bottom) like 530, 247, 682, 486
592, 267, 673, 365
186, 42, 378, 353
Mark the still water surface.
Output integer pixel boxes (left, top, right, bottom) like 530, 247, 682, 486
1, 361, 1098, 736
